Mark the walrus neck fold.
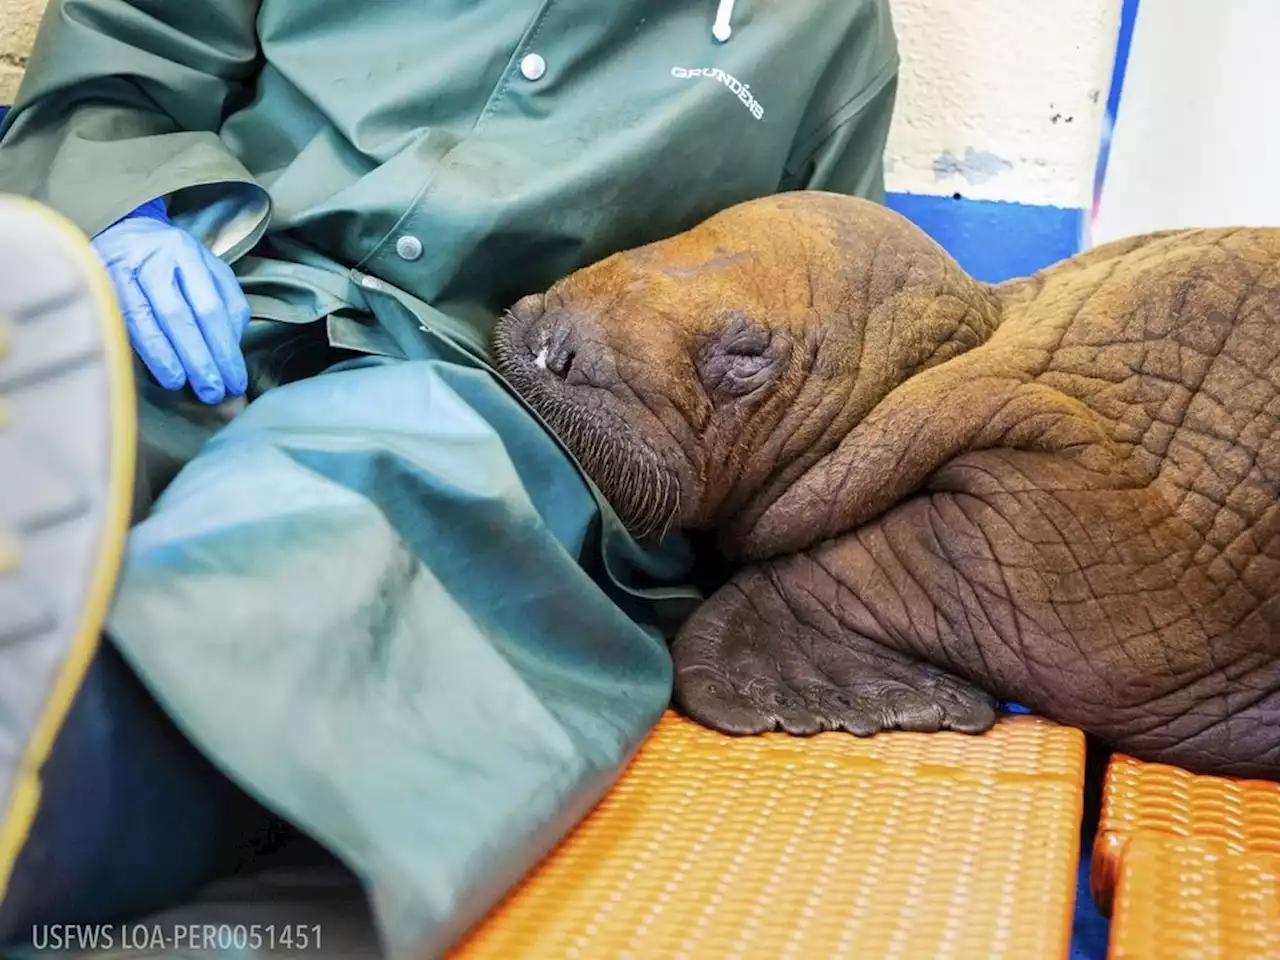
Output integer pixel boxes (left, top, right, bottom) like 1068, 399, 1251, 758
707, 244, 1007, 557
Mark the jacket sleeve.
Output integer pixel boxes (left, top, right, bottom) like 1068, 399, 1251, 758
0, 0, 269, 257
779, 0, 899, 203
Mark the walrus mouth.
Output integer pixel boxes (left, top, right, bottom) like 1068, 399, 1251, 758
492, 304, 683, 541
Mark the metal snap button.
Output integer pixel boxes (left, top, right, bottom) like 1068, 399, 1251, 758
395, 234, 423, 261
520, 53, 547, 82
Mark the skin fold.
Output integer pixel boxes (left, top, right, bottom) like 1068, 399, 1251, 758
492, 191, 1280, 780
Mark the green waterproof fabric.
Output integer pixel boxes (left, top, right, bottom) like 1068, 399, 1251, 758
0, 1, 898, 956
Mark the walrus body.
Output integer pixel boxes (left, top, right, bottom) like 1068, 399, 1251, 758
493, 191, 1280, 780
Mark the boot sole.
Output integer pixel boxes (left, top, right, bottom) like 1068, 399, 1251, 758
0, 195, 137, 901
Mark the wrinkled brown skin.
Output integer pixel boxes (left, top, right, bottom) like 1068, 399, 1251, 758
492, 190, 1280, 780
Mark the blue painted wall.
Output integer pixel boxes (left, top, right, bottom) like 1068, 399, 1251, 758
887, 192, 1084, 283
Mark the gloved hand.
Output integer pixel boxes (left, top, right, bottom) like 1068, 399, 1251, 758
92, 198, 251, 404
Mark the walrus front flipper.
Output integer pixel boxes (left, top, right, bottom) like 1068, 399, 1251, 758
670, 561, 997, 737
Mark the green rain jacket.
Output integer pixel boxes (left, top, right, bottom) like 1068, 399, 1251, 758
0, 1, 897, 956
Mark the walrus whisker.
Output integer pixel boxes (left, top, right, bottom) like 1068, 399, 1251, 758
503, 365, 680, 540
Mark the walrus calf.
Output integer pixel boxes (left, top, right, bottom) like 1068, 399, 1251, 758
492, 191, 1280, 780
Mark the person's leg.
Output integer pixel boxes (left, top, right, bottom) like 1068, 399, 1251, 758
103, 352, 686, 958
0, 196, 694, 956
0, 196, 281, 941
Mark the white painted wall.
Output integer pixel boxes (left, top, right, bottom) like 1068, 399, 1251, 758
0, 0, 42, 102
885, 0, 1121, 209
1091, 0, 1280, 243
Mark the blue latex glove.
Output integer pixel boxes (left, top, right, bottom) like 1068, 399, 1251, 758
92, 198, 250, 404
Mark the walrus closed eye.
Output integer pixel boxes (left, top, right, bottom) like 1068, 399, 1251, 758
493, 190, 1280, 781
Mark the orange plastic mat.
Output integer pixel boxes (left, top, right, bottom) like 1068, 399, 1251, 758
1092, 754, 1280, 959
452, 711, 1085, 960
1092, 754, 1280, 913
1107, 834, 1280, 959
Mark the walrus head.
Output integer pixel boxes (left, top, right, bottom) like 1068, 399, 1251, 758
493, 191, 1003, 552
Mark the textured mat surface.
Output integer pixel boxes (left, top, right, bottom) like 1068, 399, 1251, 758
1092, 754, 1280, 958
1107, 833, 1280, 959
451, 711, 1086, 960
1092, 754, 1280, 914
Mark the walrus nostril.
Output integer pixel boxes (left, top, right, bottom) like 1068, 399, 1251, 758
546, 343, 576, 379
534, 318, 578, 379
